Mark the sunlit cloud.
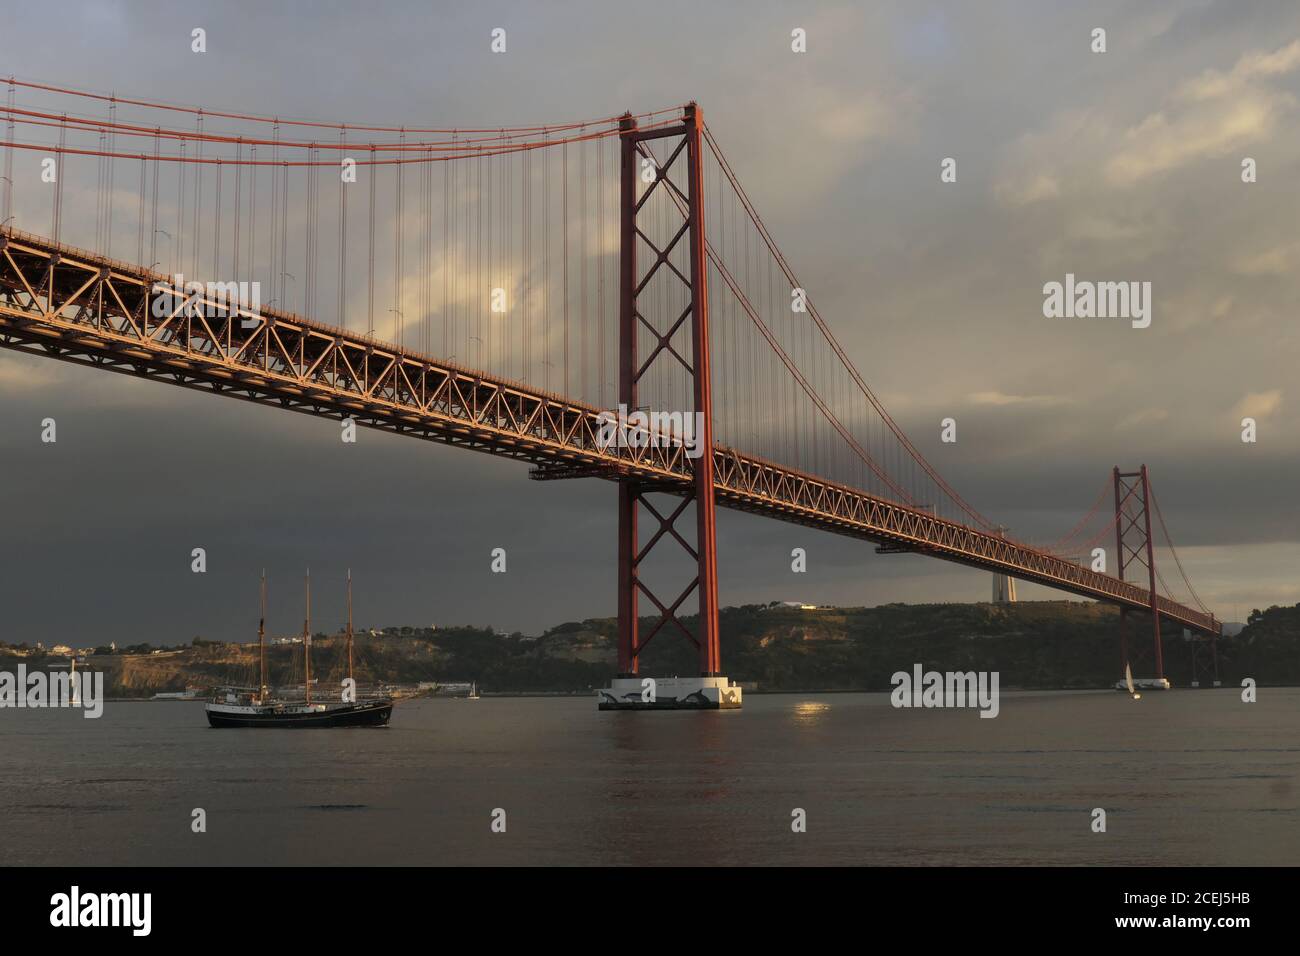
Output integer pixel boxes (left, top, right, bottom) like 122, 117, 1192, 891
1233, 389, 1283, 420
968, 391, 1070, 408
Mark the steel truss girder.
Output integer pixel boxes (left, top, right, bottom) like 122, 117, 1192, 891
0, 228, 1218, 637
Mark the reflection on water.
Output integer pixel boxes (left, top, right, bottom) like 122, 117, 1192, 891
1, 689, 1297, 865
791, 700, 832, 726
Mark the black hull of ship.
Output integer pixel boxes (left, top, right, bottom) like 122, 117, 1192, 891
206, 700, 393, 728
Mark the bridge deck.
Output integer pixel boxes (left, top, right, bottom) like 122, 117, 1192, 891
0, 228, 1218, 635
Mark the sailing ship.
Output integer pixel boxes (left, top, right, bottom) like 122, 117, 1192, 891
206, 571, 393, 728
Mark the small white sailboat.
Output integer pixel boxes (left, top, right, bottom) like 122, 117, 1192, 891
1114, 662, 1170, 693
1125, 662, 1139, 699
467, 681, 480, 700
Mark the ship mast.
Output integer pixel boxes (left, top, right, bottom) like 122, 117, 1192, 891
258, 570, 267, 702
303, 569, 312, 705
346, 569, 355, 692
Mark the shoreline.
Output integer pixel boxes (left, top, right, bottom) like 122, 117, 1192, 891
99, 683, 1271, 703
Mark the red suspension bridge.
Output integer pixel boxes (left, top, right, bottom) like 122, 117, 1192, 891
0, 78, 1218, 706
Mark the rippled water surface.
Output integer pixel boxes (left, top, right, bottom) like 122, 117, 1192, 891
2, 689, 1296, 865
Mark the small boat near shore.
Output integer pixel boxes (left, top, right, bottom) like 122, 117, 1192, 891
153, 687, 200, 701
206, 570, 392, 728
1113, 663, 1170, 693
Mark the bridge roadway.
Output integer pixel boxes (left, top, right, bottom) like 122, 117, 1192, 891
0, 228, 1219, 635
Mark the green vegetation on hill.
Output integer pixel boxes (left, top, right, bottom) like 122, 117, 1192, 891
1229, 603, 1300, 684
629, 601, 1188, 690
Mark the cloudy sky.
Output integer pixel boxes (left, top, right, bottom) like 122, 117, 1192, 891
1, 0, 1297, 645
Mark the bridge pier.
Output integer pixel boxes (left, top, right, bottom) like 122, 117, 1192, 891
1118, 606, 1130, 677
1189, 629, 1222, 688
598, 675, 742, 710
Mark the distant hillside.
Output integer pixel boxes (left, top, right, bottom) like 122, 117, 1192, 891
615, 600, 1286, 691
1228, 603, 1300, 684
3, 600, 1296, 696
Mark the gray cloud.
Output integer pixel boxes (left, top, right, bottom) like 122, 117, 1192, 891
1, 0, 1297, 646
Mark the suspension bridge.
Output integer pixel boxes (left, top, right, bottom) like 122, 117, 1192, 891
0, 78, 1218, 708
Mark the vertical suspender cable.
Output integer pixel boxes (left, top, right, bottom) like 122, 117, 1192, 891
367, 144, 376, 336
279, 161, 288, 310
213, 158, 222, 279
149, 129, 160, 270
53, 115, 66, 245
543, 134, 550, 392
2, 77, 13, 228
562, 140, 569, 397
597, 135, 605, 408
505, 139, 511, 372
233, 139, 242, 282
106, 96, 116, 258
306, 144, 317, 319
523, 143, 530, 381
269, 122, 278, 302
580, 131, 587, 403
136, 149, 146, 267
248, 145, 257, 292
95, 124, 105, 251
193, 110, 203, 277
281, 161, 289, 310
442, 139, 449, 357
337, 127, 347, 328
424, 147, 432, 355
429, 147, 434, 357
395, 128, 404, 345
476, 146, 482, 365
453, 132, 460, 360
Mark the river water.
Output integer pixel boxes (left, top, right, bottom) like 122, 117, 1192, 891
2, 689, 1296, 865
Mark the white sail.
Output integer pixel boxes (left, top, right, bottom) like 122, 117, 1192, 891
1124, 662, 1135, 696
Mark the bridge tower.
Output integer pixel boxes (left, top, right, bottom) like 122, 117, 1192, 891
991, 527, 1017, 603
1113, 465, 1166, 687
598, 103, 739, 710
